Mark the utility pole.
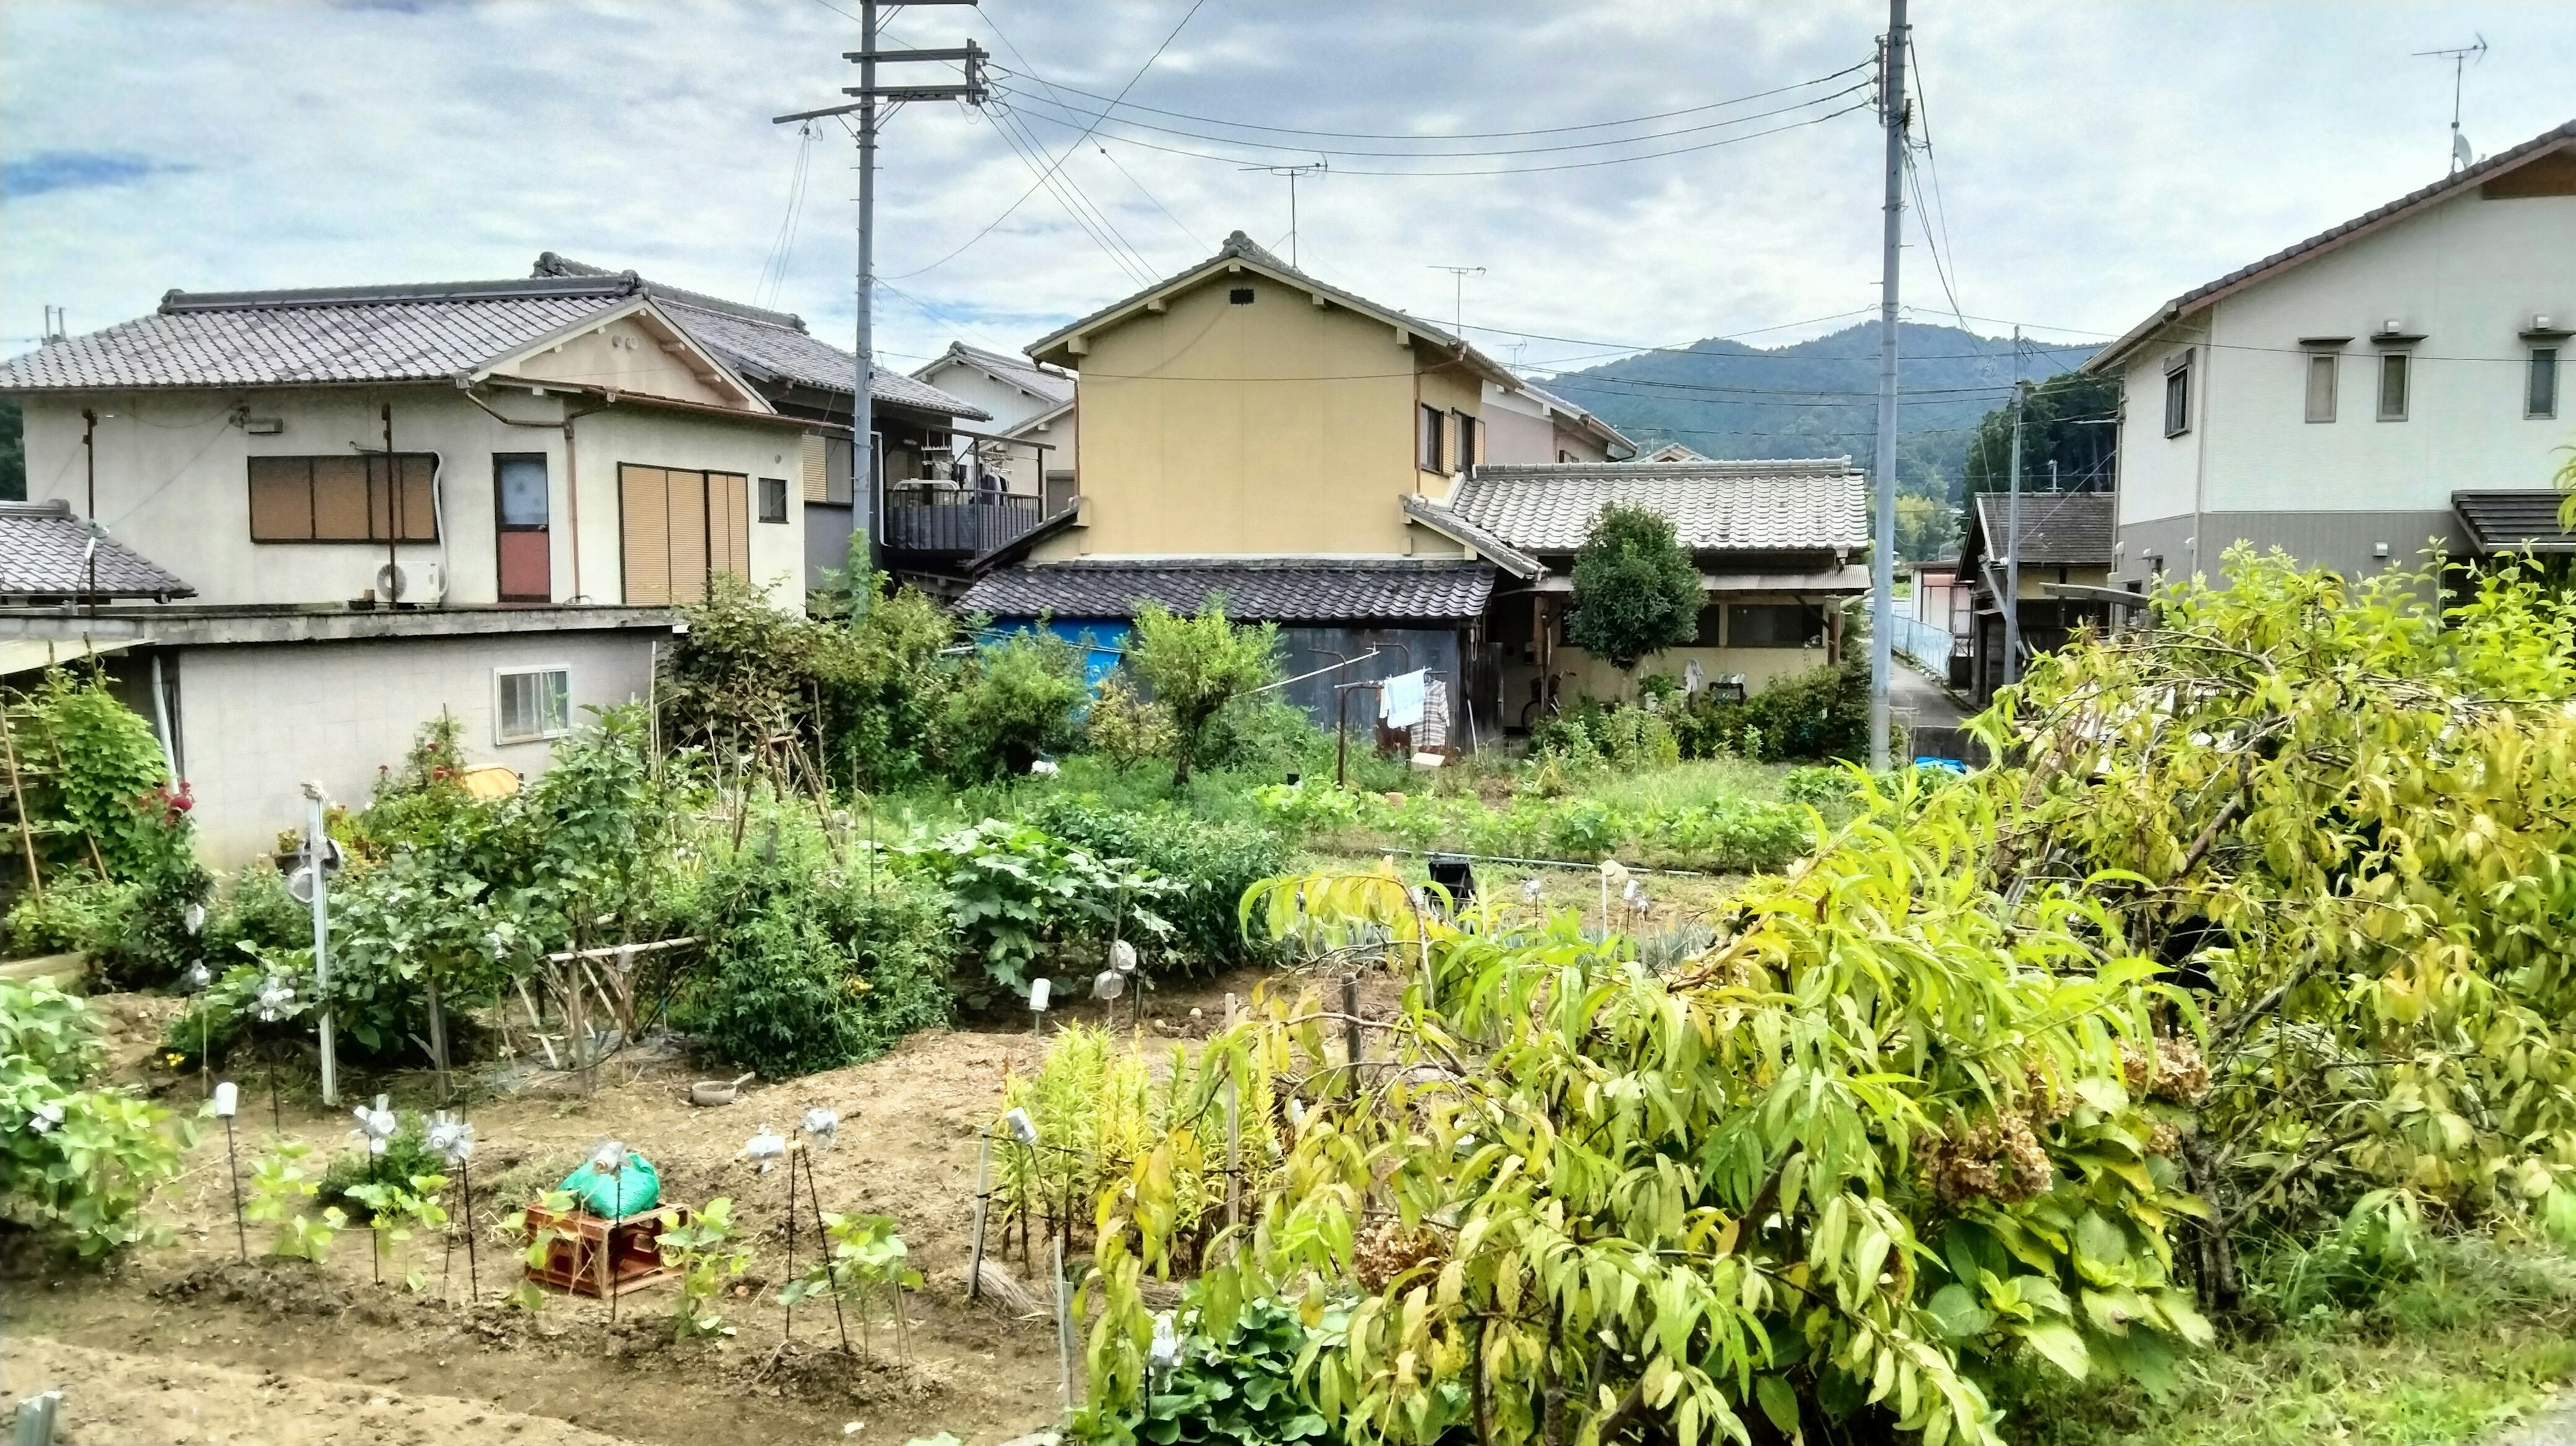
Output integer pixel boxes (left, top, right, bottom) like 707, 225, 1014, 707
776, 2, 989, 576
1866, 0, 1909, 773
2002, 378, 2026, 687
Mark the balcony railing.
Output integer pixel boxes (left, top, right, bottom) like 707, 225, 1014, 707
883, 485, 1046, 557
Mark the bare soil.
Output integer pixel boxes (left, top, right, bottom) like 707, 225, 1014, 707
3, 969, 1277, 1446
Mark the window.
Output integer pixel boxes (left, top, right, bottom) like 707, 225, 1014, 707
617, 464, 750, 605
758, 476, 788, 524
1727, 602, 1825, 648
2162, 354, 2192, 437
2530, 346, 2562, 419
1228, 286, 1255, 305
1418, 404, 1446, 474
248, 454, 437, 542
1451, 410, 1478, 471
2377, 350, 2410, 421
2304, 353, 2339, 423
494, 665, 570, 744
494, 454, 550, 602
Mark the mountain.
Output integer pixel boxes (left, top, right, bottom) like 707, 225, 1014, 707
1539, 322, 2094, 501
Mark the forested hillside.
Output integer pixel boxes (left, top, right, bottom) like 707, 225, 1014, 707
1542, 321, 2094, 502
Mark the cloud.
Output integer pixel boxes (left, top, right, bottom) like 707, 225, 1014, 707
1, 1, 2569, 376
1, 150, 183, 199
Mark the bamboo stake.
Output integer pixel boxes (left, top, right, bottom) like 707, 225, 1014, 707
0, 704, 43, 900
40, 728, 110, 880
799, 1147, 850, 1355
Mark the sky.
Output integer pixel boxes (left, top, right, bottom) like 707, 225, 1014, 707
3, 1, 2571, 380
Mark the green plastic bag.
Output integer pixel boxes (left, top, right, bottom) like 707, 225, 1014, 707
557, 1151, 660, 1219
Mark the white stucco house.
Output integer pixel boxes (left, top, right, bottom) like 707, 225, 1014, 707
912, 341, 1081, 514
0, 271, 841, 860
2087, 119, 2576, 586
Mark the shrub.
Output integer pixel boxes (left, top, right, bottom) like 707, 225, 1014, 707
7, 877, 128, 957
1674, 662, 1870, 763
1, 977, 195, 1256
1083, 672, 1175, 772
1074, 1294, 1327, 1446
673, 808, 952, 1078
940, 628, 1086, 779
1127, 598, 1281, 785
1022, 795, 1289, 972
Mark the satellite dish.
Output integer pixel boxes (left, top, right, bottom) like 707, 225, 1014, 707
2453, 130, 2475, 168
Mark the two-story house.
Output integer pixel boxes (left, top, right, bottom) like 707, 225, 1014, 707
0, 267, 983, 858
1952, 490, 2117, 704
2089, 119, 2576, 586
959, 231, 1866, 738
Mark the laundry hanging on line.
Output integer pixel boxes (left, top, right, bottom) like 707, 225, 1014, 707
1380, 669, 1428, 729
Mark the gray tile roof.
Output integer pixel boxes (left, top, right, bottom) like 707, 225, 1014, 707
0, 502, 195, 599
918, 341, 1074, 406
0, 260, 989, 423
2453, 490, 2576, 553
533, 254, 987, 419
1436, 458, 1868, 555
2088, 120, 2576, 374
957, 557, 1494, 623
1028, 230, 1519, 388
1964, 490, 2116, 570
1399, 494, 1544, 579
0, 280, 629, 391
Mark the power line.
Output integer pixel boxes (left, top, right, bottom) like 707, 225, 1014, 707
975, 6, 1206, 254
1033, 99, 1874, 178
983, 104, 1161, 286
986, 55, 1876, 143
754, 121, 820, 310
1902, 147, 1965, 328
993, 74, 1875, 160
888, 0, 1209, 280
1906, 34, 1966, 325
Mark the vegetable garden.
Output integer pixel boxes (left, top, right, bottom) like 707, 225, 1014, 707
11, 549, 2576, 1445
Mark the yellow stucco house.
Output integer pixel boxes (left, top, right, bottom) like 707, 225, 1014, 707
959, 231, 1869, 740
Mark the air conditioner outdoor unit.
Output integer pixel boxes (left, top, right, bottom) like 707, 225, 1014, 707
376, 561, 446, 606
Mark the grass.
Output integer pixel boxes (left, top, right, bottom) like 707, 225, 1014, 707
2012, 1237, 2576, 1446
1556, 757, 1790, 815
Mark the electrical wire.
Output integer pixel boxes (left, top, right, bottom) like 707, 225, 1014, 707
754, 122, 819, 311
1035, 99, 1874, 178
987, 55, 1877, 143
983, 104, 1162, 287
889, 0, 1209, 280
1906, 35, 1967, 325
995, 76, 1875, 161
1903, 147, 1966, 331
975, 6, 1206, 253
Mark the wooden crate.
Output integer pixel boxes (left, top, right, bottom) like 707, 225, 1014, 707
522, 1203, 688, 1298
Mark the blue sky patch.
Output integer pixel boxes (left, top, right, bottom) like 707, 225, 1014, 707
1, 151, 178, 199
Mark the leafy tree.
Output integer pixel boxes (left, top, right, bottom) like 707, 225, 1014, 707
938, 627, 1085, 779
1127, 597, 1279, 787
1566, 502, 1703, 675
1962, 370, 2121, 497
1897, 492, 1959, 562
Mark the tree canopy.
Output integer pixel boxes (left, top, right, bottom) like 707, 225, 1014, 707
1567, 502, 1703, 672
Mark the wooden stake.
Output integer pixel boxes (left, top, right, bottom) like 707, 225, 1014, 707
0, 704, 43, 901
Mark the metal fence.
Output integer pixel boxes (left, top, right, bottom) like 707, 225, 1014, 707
1883, 610, 1956, 673
883, 488, 1044, 556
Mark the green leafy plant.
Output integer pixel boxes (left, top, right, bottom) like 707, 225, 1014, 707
1085, 671, 1176, 773
1565, 500, 1703, 674
246, 1140, 346, 1264
897, 818, 1177, 1001
1127, 598, 1281, 786
1074, 1294, 1330, 1446
940, 628, 1087, 779
345, 1171, 449, 1292
781, 1211, 924, 1358
658, 1195, 753, 1339
0, 977, 195, 1257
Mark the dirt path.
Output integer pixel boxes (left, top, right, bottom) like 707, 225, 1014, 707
4, 1336, 653, 1446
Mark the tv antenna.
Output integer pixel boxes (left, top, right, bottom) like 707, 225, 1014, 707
2412, 34, 2487, 172
1240, 159, 1326, 268
1428, 265, 1485, 337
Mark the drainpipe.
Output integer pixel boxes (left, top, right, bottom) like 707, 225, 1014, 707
460, 387, 614, 602
81, 407, 99, 606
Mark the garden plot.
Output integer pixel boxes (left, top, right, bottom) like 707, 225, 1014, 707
3, 992, 1238, 1446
